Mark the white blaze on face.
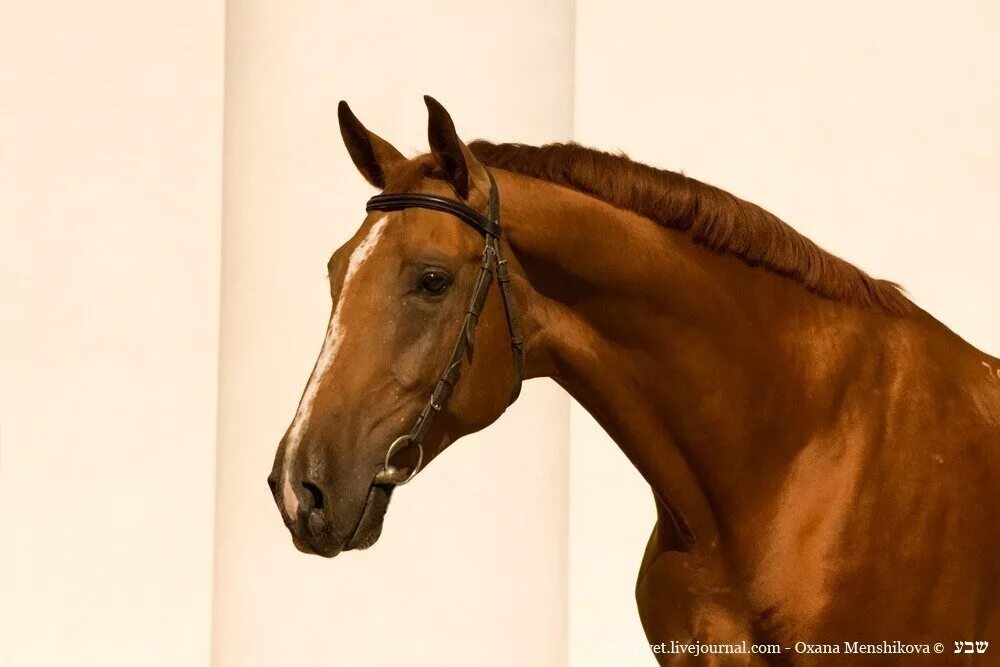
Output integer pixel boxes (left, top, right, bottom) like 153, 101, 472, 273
281, 215, 390, 518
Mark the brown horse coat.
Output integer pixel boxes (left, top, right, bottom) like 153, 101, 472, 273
271, 99, 999, 664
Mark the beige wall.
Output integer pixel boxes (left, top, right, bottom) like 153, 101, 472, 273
0, 1, 224, 665
211, 2, 573, 666
570, 1, 1000, 662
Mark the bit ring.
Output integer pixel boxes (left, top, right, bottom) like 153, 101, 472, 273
374, 435, 423, 486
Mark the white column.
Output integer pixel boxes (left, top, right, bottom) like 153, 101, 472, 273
212, 3, 574, 665
571, 1, 1000, 663
0, 2, 225, 665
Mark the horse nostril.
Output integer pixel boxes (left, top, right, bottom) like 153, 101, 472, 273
267, 473, 278, 498
301, 480, 325, 510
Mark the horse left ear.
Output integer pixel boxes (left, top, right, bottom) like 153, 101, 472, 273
338, 101, 404, 189
424, 95, 487, 200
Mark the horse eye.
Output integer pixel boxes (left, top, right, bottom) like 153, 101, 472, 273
419, 270, 451, 295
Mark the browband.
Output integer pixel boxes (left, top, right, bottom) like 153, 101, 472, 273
366, 193, 500, 239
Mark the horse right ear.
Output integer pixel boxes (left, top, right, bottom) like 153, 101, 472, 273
337, 101, 404, 189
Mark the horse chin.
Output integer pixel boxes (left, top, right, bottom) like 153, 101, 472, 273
345, 483, 393, 551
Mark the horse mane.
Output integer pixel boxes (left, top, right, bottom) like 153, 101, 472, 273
468, 140, 911, 314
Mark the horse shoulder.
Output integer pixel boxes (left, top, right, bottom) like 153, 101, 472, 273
748, 319, 1000, 640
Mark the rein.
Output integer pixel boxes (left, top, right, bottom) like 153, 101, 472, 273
365, 170, 523, 485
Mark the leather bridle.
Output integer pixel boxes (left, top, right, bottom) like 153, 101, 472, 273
366, 170, 523, 485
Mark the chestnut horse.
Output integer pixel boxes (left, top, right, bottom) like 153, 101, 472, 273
269, 97, 999, 664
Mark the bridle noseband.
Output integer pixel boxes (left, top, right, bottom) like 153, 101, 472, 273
366, 170, 523, 485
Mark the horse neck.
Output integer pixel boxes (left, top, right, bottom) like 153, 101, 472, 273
500, 171, 907, 547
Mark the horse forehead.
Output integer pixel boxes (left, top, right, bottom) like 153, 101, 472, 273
324, 214, 390, 289
356, 209, 473, 257
333, 205, 478, 276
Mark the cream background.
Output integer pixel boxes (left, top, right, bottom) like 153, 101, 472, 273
0, 1, 224, 665
2, 2, 997, 666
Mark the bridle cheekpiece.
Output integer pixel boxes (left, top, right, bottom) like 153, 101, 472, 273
365, 169, 523, 485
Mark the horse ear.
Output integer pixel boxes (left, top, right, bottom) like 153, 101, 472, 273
424, 95, 487, 199
338, 101, 404, 189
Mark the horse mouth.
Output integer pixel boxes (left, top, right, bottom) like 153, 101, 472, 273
344, 483, 393, 551
289, 483, 393, 558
